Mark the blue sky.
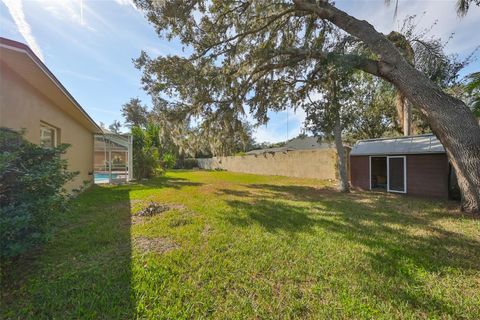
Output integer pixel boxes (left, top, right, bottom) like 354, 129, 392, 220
1, 0, 479, 143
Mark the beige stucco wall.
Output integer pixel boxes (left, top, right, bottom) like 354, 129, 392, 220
197, 148, 338, 180
0, 66, 94, 191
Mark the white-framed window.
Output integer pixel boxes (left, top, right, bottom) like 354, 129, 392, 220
40, 123, 57, 148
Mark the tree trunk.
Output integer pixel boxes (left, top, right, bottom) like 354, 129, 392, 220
396, 92, 405, 132
386, 65, 480, 213
333, 115, 349, 193
395, 92, 412, 135
295, 0, 480, 213
404, 98, 412, 136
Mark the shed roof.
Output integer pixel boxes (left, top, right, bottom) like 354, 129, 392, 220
350, 134, 445, 156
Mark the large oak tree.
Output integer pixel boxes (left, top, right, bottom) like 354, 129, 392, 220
134, 0, 480, 213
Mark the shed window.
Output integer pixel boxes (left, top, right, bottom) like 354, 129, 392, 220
40, 123, 57, 148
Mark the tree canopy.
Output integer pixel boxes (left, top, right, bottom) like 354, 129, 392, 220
132, 0, 480, 212
121, 98, 149, 128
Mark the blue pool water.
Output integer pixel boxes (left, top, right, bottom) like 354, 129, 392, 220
94, 173, 120, 183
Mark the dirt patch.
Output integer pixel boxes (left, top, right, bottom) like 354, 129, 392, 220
133, 236, 179, 254
134, 202, 186, 216
132, 202, 188, 225
136, 202, 171, 217
131, 215, 144, 225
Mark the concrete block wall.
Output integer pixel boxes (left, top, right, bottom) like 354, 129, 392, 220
196, 148, 338, 180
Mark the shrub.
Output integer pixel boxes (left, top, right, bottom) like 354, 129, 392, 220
162, 153, 176, 169
0, 128, 77, 259
179, 158, 197, 169
131, 124, 161, 179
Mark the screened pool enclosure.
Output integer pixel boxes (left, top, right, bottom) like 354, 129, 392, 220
94, 132, 133, 184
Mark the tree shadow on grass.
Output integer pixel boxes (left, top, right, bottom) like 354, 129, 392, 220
225, 199, 318, 234
240, 183, 480, 271
1, 173, 206, 318
215, 188, 253, 198
222, 183, 480, 317
314, 196, 480, 316
1, 186, 135, 318
131, 175, 204, 190
247, 183, 338, 202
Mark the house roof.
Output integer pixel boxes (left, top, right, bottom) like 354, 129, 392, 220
95, 131, 131, 151
246, 137, 334, 155
350, 134, 445, 156
245, 147, 296, 155
285, 136, 332, 150
0, 37, 102, 134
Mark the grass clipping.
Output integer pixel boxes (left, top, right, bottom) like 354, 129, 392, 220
135, 202, 171, 217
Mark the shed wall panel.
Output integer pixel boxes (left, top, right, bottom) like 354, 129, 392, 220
350, 156, 370, 190
406, 154, 449, 199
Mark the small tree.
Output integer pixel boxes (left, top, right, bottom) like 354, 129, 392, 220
0, 128, 77, 259
161, 153, 176, 169
131, 123, 161, 179
304, 66, 353, 192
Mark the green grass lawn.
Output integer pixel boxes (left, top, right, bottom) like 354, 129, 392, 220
2, 170, 480, 319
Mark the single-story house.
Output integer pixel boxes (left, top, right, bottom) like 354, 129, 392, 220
0, 37, 102, 191
245, 136, 333, 156
350, 134, 453, 199
285, 136, 332, 150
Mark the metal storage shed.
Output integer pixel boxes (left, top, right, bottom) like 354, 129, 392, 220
350, 134, 453, 198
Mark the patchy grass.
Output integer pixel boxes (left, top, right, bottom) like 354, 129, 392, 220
1, 170, 479, 319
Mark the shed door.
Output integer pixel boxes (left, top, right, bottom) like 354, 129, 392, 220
387, 156, 406, 193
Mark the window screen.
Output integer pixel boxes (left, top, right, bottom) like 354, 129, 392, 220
40, 124, 57, 148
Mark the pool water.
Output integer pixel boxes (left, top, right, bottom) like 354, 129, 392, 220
94, 173, 121, 183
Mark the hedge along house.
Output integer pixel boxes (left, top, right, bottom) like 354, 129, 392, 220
0, 37, 102, 191
350, 134, 455, 199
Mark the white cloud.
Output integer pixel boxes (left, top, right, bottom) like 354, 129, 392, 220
253, 125, 284, 144
57, 69, 103, 82
251, 107, 307, 143
290, 107, 307, 125
40, 0, 96, 31
115, 0, 138, 10
337, 0, 480, 55
2, 0, 44, 61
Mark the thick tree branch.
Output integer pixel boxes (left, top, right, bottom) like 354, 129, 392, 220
293, 0, 406, 66
273, 48, 382, 77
